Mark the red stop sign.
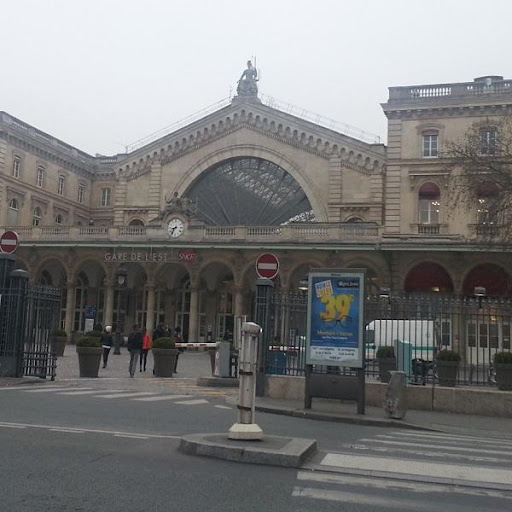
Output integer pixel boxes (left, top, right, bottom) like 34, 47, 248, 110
0, 231, 19, 254
256, 253, 279, 280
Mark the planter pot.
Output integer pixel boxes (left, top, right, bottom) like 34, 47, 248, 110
496, 364, 512, 391
436, 360, 458, 387
76, 346, 102, 378
51, 336, 67, 357
152, 348, 178, 378
378, 357, 396, 383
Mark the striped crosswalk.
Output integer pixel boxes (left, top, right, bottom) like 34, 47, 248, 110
294, 430, 512, 509
0, 384, 233, 409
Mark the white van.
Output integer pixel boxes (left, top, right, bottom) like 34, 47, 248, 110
365, 319, 444, 362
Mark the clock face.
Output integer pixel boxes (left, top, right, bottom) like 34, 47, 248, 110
168, 218, 184, 238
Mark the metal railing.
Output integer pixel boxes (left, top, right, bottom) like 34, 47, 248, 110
259, 292, 512, 387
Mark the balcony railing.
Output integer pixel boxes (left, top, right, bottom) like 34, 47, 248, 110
0, 223, 383, 245
388, 79, 512, 104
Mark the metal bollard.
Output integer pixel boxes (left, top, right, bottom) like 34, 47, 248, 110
228, 322, 263, 440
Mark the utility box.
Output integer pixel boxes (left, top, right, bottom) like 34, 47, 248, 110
395, 340, 412, 382
214, 341, 231, 377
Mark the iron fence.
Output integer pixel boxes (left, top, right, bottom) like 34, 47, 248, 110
22, 284, 61, 379
0, 255, 61, 379
259, 292, 512, 387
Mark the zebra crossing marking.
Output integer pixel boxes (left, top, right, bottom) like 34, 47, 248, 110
58, 389, 125, 395
320, 452, 512, 488
23, 387, 83, 393
132, 394, 189, 402
173, 399, 209, 405
214, 405, 231, 410
296, 471, 512, 499
94, 392, 158, 399
388, 430, 512, 448
357, 437, 512, 457
2, 384, 224, 406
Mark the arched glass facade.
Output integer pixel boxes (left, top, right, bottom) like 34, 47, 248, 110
186, 157, 313, 225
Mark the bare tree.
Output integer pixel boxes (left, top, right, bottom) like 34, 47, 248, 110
446, 115, 512, 242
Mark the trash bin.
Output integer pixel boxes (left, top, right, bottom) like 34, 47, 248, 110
214, 341, 231, 377
266, 350, 286, 375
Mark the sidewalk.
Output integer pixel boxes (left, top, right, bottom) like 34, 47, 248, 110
252, 395, 512, 440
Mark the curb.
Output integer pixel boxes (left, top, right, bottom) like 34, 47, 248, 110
197, 377, 239, 388
179, 433, 317, 468
254, 404, 442, 432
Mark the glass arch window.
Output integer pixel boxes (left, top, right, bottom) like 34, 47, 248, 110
186, 157, 313, 225
418, 182, 440, 224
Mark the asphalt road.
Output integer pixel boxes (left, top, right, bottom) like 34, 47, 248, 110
1, 382, 511, 511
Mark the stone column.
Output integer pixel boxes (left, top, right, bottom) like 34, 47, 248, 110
145, 284, 156, 335
64, 281, 76, 338
234, 285, 244, 318
188, 286, 199, 343
103, 282, 115, 328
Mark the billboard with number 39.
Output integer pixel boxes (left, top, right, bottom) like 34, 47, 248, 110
306, 270, 365, 368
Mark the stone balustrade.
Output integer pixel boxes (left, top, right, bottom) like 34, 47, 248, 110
388, 78, 512, 104
0, 222, 383, 245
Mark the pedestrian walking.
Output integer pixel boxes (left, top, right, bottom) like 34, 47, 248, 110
101, 325, 113, 368
173, 326, 183, 373
127, 324, 143, 377
140, 330, 151, 372
152, 323, 166, 374
153, 323, 165, 341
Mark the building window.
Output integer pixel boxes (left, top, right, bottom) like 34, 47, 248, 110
77, 185, 85, 204
100, 188, 111, 207
418, 182, 440, 224
33, 206, 42, 226
422, 131, 438, 158
477, 182, 500, 226
58, 176, 65, 196
55, 214, 63, 225
36, 166, 46, 187
8, 198, 19, 211
12, 156, 21, 178
7, 198, 19, 226
480, 128, 497, 155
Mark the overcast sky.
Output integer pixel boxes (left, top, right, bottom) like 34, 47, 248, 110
1, 0, 511, 155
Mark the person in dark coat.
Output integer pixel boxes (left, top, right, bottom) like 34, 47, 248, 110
153, 323, 165, 341
127, 324, 143, 377
151, 323, 166, 375
173, 327, 183, 373
100, 325, 113, 368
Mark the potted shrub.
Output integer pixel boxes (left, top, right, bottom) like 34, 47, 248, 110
50, 329, 68, 357
435, 349, 460, 387
152, 337, 178, 378
377, 345, 396, 383
494, 351, 512, 391
76, 336, 102, 378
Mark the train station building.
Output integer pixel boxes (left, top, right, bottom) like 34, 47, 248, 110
1, 68, 512, 346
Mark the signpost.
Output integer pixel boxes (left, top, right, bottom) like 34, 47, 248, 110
255, 253, 279, 280
0, 231, 19, 254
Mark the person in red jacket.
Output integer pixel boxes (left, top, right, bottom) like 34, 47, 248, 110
140, 330, 151, 372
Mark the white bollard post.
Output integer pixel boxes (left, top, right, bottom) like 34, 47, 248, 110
228, 322, 263, 440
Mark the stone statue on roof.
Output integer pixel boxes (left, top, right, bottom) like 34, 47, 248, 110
237, 60, 258, 97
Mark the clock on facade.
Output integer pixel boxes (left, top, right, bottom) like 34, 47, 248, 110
167, 217, 185, 238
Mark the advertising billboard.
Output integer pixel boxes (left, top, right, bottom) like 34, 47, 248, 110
306, 270, 365, 368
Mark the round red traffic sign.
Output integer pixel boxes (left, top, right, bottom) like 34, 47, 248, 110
256, 253, 279, 280
0, 231, 20, 254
